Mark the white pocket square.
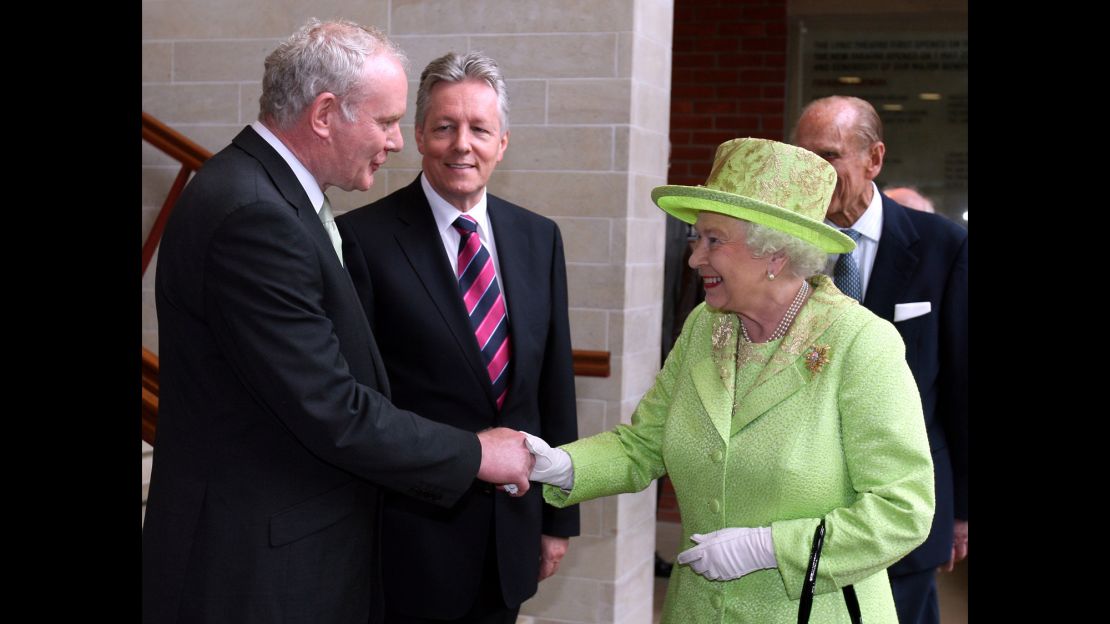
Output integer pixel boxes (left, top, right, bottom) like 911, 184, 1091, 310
894, 302, 931, 322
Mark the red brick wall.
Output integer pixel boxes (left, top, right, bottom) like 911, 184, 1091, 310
668, 0, 788, 186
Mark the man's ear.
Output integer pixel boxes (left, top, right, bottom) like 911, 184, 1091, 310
308, 92, 339, 140
865, 140, 885, 181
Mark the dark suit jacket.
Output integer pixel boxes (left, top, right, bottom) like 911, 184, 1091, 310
338, 176, 580, 618
142, 127, 482, 624
862, 194, 968, 575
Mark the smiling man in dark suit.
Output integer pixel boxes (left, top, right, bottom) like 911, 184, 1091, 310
338, 51, 580, 624
792, 95, 968, 624
142, 21, 535, 624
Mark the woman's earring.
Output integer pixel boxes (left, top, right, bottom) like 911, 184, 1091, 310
767, 271, 776, 281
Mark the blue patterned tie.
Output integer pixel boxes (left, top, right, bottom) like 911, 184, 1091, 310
833, 228, 863, 301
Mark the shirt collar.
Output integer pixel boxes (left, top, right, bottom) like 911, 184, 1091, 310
251, 120, 326, 214
421, 172, 491, 238
825, 181, 883, 243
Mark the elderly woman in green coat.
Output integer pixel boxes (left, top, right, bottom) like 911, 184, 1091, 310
525, 138, 934, 623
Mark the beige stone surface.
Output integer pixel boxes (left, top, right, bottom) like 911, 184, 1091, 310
569, 308, 609, 350
613, 126, 629, 172
573, 398, 609, 443
632, 82, 671, 132
174, 39, 279, 81
520, 571, 612, 622
629, 36, 671, 89
491, 172, 629, 218
616, 32, 634, 78
239, 82, 263, 122
143, 42, 172, 82
566, 264, 623, 309
141, 0, 387, 39
142, 167, 180, 209
143, 84, 241, 124
634, 0, 675, 45
391, 0, 632, 34
505, 80, 547, 125
624, 264, 663, 308
390, 35, 470, 82
549, 80, 631, 125
472, 34, 619, 79
556, 217, 613, 264
624, 217, 665, 264
501, 126, 613, 172
574, 365, 622, 402
630, 174, 667, 219
628, 129, 669, 176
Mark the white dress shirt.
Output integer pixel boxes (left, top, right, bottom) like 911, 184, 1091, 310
251, 121, 326, 216
825, 181, 884, 298
421, 174, 508, 317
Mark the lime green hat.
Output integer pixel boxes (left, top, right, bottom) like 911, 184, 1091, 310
652, 138, 856, 254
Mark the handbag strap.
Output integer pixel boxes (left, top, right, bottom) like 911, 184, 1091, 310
797, 519, 862, 624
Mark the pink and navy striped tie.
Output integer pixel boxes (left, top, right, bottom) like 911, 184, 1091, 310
453, 215, 511, 410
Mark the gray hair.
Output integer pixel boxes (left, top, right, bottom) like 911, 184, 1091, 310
744, 221, 828, 279
259, 18, 408, 129
415, 51, 510, 132
792, 95, 883, 153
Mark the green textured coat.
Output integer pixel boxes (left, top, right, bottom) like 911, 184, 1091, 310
546, 276, 934, 623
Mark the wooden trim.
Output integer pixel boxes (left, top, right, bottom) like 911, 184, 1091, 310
571, 350, 610, 378
141, 111, 212, 171
141, 347, 159, 446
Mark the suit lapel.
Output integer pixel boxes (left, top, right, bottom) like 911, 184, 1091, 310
393, 180, 496, 404
692, 312, 738, 444
864, 195, 920, 321
232, 126, 341, 271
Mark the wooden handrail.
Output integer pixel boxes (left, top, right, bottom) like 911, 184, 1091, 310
142, 347, 159, 445
141, 112, 611, 448
141, 112, 213, 275
141, 111, 211, 171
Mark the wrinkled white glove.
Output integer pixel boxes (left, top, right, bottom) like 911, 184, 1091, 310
522, 432, 574, 490
675, 527, 776, 581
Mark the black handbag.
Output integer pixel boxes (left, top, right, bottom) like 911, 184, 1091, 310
797, 519, 863, 624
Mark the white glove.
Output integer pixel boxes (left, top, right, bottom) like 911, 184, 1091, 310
522, 432, 574, 490
675, 527, 777, 581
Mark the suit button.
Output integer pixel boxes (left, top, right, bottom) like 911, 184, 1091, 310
709, 499, 720, 514
710, 594, 722, 609
710, 449, 723, 463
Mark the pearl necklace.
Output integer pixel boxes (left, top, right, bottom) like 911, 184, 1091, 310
739, 280, 809, 343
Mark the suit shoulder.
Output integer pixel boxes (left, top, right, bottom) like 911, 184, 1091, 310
902, 206, 968, 244
337, 187, 411, 229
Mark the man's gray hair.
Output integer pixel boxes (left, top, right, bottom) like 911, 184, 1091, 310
259, 18, 407, 129
415, 51, 510, 132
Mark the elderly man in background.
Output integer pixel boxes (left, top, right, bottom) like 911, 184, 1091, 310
884, 186, 936, 214
338, 51, 579, 624
792, 95, 968, 624
142, 21, 534, 624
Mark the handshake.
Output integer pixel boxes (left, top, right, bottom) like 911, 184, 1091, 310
476, 428, 574, 497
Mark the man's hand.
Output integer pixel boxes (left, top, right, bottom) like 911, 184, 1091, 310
476, 428, 534, 496
939, 519, 968, 572
538, 535, 569, 581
